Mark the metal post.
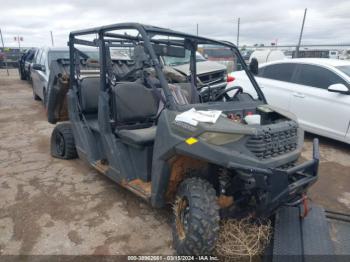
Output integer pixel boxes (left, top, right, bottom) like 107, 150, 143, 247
50, 31, 54, 46
196, 24, 198, 36
296, 8, 307, 58
0, 28, 9, 76
17, 35, 21, 62
236, 18, 240, 48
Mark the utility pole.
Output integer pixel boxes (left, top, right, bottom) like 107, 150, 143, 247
232, 18, 240, 72
236, 17, 240, 48
196, 24, 199, 36
15, 35, 23, 61
296, 8, 307, 58
50, 31, 54, 46
0, 28, 9, 76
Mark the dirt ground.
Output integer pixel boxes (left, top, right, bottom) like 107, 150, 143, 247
0, 69, 349, 255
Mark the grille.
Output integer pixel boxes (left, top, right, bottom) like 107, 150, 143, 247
246, 126, 298, 159
198, 71, 225, 85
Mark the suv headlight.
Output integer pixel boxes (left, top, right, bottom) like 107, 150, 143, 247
199, 132, 243, 145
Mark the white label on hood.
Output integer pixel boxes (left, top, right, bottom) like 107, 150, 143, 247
175, 108, 222, 126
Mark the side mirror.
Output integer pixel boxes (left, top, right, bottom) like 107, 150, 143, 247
328, 83, 350, 94
32, 63, 43, 71
249, 58, 259, 75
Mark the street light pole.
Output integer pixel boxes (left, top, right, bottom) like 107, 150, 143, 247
16, 35, 22, 62
17, 35, 21, 50
50, 31, 54, 46
236, 17, 240, 48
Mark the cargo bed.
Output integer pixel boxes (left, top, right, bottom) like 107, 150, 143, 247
264, 203, 350, 262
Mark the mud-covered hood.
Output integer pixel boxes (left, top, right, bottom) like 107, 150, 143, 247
170, 104, 299, 136
172, 60, 227, 76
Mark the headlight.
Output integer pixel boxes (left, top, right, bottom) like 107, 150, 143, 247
199, 132, 243, 145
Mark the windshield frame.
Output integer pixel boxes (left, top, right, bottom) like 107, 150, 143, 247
69, 23, 267, 110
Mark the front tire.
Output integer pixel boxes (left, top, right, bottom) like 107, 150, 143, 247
51, 123, 78, 159
173, 177, 220, 255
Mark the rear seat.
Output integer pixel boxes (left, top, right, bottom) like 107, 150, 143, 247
79, 76, 188, 145
79, 77, 100, 130
112, 82, 159, 146
80, 76, 100, 114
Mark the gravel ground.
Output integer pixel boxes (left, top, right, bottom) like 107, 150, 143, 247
0, 70, 173, 255
0, 69, 349, 255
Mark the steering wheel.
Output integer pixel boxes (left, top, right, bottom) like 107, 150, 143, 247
214, 86, 243, 101
118, 66, 142, 81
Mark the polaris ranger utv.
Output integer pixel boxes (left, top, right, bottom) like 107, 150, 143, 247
49, 23, 320, 255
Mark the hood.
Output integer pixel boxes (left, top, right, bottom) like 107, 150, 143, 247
172, 60, 227, 76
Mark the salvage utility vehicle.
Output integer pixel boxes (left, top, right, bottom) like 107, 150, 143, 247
49, 23, 320, 255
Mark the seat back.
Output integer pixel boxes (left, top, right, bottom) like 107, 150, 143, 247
112, 83, 159, 124
80, 77, 100, 113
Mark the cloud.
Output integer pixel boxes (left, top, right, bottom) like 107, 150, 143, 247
0, 0, 349, 48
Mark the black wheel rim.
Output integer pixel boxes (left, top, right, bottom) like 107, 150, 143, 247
55, 132, 65, 156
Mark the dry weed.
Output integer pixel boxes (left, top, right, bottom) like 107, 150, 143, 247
214, 216, 272, 262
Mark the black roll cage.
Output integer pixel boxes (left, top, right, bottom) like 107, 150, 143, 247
68, 22, 266, 110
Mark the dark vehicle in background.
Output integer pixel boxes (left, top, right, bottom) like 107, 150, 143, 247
31, 47, 70, 105
18, 48, 38, 80
0, 47, 23, 68
292, 49, 330, 58
0, 49, 5, 67
241, 49, 253, 62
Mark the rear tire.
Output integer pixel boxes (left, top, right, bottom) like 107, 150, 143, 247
43, 88, 47, 108
51, 123, 78, 159
20, 71, 26, 80
33, 88, 41, 101
173, 177, 220, 255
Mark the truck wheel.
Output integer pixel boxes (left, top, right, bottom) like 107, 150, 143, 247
20, 71, 26, 80
43, 88, 47, 108
33, 89, 41, 101
173, 177, 220, 255
51, 123, 78, 159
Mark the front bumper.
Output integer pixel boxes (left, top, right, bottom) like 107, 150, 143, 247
228, 138, 320, 216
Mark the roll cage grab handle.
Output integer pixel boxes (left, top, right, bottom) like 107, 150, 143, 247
68, 23, 267, 108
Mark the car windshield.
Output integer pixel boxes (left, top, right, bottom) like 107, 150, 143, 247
48, 51, 70, 64
336, 65, 350, 78
163, 50, 206, 66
